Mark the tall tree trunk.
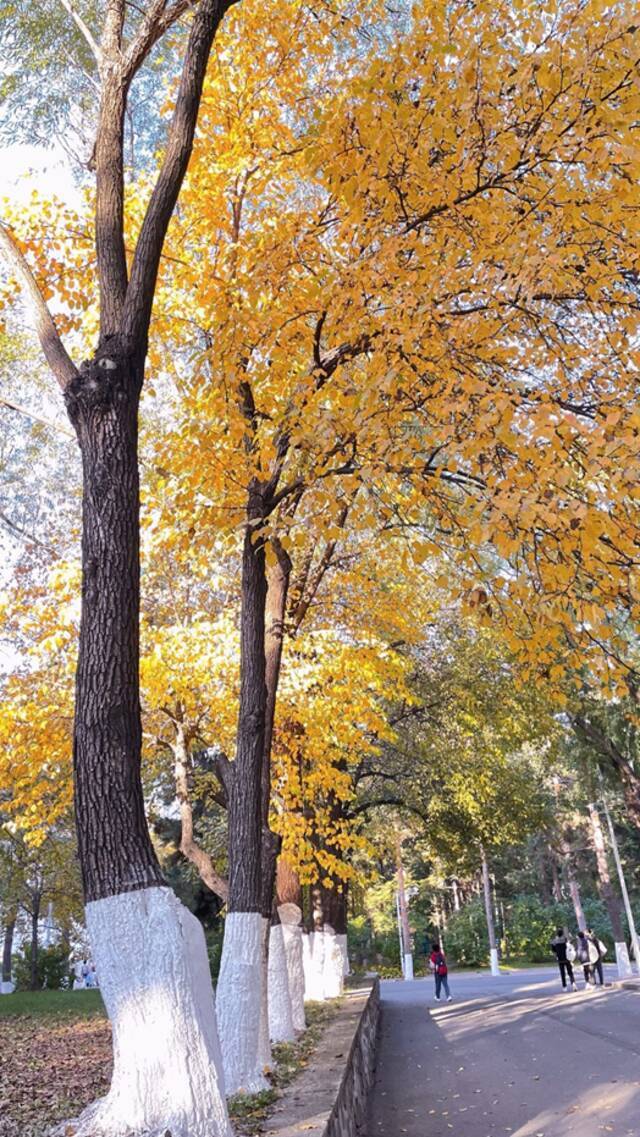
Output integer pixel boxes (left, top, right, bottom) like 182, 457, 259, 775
480, 846, 500, 975
30, 893, 41, 991
550, 855, 563, 903
558, 834, 587, 932
2, 914, 15, 990
587, 801, 625, 942
260, 542, 291, 1048
451, 877, 461, 912
64, 356, 231, 1137
571, 715, 640, 831
217, 486, 271, 1094
67, 357, 162, 902
261, 544, 290, 918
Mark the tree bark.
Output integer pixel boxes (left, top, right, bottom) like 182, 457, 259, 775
451, 877, 461, 912
261, 540, 291, 918
558, 834, 587, 931
2, 914, 15, 984
217, 486, 271, 1095
550, 854, 563, 903
65, 353, 163, 903
227, 484, 268, 914
587, 801, 625, 942
30, 892, 41, 991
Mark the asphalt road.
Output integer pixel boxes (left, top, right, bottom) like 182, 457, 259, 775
366, 967, 640, 1137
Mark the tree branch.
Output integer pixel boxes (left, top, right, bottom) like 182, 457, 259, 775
173, 731, 229, 902
59, 0, 102, 65
1, 396, 74, 439
124, 1, 193, 82
0, 510, 59, 558
0, 224, 79, 390
123, 0, 237, 344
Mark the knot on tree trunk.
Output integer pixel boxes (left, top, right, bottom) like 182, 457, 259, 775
64, 336, 143, 422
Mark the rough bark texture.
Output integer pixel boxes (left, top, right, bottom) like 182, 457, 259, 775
277, 856, 303, 907
588, 801, 625, 942
228, 486, 268, 913
316, 882, 348, 936
65, 351, 164, 903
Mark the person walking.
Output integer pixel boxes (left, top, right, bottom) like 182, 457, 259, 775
550, 928, 577, 991
576, 930, 599, 987
587, 928, 607, 986
429, 942, 452, 1002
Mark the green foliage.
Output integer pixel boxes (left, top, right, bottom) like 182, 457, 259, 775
502, 896, 572, 962
444, 899, 489, 967
347, 914, 400, 973
14, 942, 69, 991
206, 926, 224, 984
0, 1, 183, 163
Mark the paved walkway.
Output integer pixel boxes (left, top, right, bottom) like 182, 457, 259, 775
367, 967, 640, 1137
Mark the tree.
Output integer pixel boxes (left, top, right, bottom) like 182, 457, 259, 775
0, 4, 240, 1134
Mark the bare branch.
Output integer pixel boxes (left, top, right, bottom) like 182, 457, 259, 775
0, 224, 79, 390
58, 0, 102, 65
0, 510, 59, 558
123, 0, 238, 344
1, 397, 74, 439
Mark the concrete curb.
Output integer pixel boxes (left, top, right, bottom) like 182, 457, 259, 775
264, 980, 380, 1137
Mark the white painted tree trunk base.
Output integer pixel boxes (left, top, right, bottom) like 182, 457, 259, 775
303, 930, 326, 1001
217, 911, 270, 1095
257, 918, 273, 1069
615, 942, 633, 978
490, 948, 500, 976
279, 905, 306, 1032
53, 886, 232, 1137
403, 953, 414, 981
1, 980, 14, 994
323, 926, 344, 998
337, 933, 350, 978
268, 923, 296, 1042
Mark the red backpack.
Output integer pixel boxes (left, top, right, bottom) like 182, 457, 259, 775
434, 952, 448, 976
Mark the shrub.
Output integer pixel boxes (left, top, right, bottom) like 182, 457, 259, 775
14, 943, 70, 991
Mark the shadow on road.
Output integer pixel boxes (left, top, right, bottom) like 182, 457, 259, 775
366, 973, 640, 1137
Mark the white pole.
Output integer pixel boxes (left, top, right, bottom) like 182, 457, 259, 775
602, 793, 640, 976
480, 847, 500, 976
395, 891, 405, 978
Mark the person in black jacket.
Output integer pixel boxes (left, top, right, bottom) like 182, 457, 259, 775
550, 928, 577, 991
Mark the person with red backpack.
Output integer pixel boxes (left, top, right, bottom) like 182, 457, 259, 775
429, 942, 452, 1002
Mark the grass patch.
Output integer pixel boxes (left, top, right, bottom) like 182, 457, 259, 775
229, 1000, 341, 1135
0, 988, 106, 1020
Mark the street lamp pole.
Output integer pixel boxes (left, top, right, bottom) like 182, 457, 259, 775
395, 833, 414, 980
